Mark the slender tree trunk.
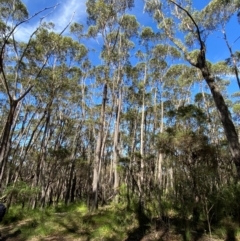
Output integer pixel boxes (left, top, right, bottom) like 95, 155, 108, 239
91, 83, 108, 210
157, 94, 164, 185
140, 64, 147, 193
0, 100, 18, 183
112, 89, 122, 201
70, 173, 77, 203
32, 105, 52, 209
65, 125, 81, 204
13, 105, 47, 184
65, 161, 75, 205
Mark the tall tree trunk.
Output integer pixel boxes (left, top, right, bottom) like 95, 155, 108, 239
70, 173, 77, 203
0, 100, 18, 184
65, 161, 75, 205
90, 83, 108, 210
32, 105, 52, 209
168, 1, 240, 179
157, 92, 164, 185
140, 64, 147, 193
65, 125, 81, 205
201, 67, 240, 177
112, 89, 122, 201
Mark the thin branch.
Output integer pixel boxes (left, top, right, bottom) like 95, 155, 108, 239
0, 3, 60, 61
33, 11, 76, 82
39, 4, 60, 23
169, 0, 206, 68
3, 4, 74, 104
13, 1, 59, 78
15, 27, 41, 76
0, 69, 12, 101
17, 85, 34, 102
111, 27, 120, 53
222, 27, 240, 89
234, 36, 240, 44
58, 11, 75, 36
169, 0, 204, 51
0, 3, 60, 101
13, 27, 41, 95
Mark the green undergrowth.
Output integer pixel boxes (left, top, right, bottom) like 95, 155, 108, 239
2, 202, 240, 240
1, 202, 139, 240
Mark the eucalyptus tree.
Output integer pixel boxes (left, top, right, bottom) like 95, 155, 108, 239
128, 28, 168, 203
125, 61, 150, 202
195, 61, 232, 146
120, 28, 184, 206
151, 44, 193, 191
136, 28, 154, 194
0, 0, 64, 185
144, 0, 240, 179
158, 103, 221, 229
199, 0, 240, 88
86, 0, 136, 209
107, 15, 138, 202
33, 30, 88, 208
0, 20, 89, 207
0, 0, 30, 184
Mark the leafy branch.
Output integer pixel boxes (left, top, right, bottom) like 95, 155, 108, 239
169, 0, 206, 68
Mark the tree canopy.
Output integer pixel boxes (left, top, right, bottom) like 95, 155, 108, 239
0, 0, 240, 239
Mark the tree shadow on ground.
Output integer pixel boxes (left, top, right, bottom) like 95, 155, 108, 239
1, 229, 22, 241
125, 202, 150, 241
56, 216, 90, 237
225, 224, 237, 241
168, 218, 206, 241
56, 211, 128, 241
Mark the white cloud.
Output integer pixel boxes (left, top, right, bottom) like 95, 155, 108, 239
14, 0, 87, 42
13, 23, 37, 42
52, 0, 87, 31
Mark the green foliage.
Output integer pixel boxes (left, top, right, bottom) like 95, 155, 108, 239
70, 22, 84, 39
87, 25, 99, 38
201, 0, 237, 30
0, 1, 239, 241
176, 104, 206, 123
90, 211, 120, 240
4, 181, 40, 204
194, 92, 212, 103
53, 202, 86, 214
211, 61, 230, 75
0, 0, 28, 22
140, 27, 155, 41
211, 182, 240, 223
214, 218, 240, 240
119, 157, 130, 165
2, 205, 25, 224
121, 15, 139, 37
233, 103, 240, 114
86, 0, 116, 26
48, 147, 70, 160
2, 201, 240, 240
184, 227, 192, 241
188, 49, 200, 64
91, 225, 115, 240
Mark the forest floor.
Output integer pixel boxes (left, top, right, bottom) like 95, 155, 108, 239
0, 204, 238, 241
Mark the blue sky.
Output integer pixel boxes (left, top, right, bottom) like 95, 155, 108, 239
18, 0, 240, 95
18, 0, 87, 40
18, 0, 239, 61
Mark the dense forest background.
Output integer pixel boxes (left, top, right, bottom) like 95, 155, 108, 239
1, 0, 240, 239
